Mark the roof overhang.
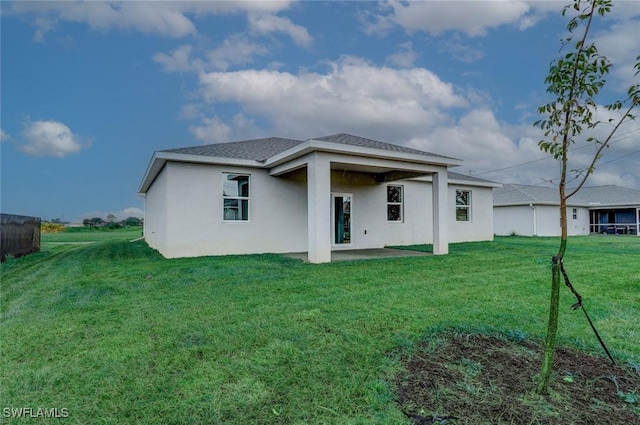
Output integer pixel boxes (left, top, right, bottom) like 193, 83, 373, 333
495, 201, 640, 208
586, 203, 640, 209
414, 175, 502, 188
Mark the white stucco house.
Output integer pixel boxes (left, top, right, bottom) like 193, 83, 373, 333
138, 133, 500, 263
494, 184, 640, 237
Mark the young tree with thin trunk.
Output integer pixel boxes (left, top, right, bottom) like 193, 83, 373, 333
534, 0, 640, 394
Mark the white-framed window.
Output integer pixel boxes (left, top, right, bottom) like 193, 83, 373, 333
387, 185, 403, 222
223, 173, 249, 221
572, 208, 578, 220
456, 189, 471, 222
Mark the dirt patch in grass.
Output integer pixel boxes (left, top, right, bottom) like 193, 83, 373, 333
396, 332, 640, 424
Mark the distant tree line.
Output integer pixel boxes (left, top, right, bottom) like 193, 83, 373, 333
82, 216, 142, 229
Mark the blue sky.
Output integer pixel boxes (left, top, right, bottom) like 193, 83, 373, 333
2, 1, 639, 222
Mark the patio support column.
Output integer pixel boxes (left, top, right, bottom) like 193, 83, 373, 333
432, 170, 449, 255
307, 152, 331, 263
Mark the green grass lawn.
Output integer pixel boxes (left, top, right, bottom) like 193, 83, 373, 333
1, 235, 639, 424
41, 227, 143, 244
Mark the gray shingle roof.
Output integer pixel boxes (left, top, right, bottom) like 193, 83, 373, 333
162, 133, 459, 163
162, 137, 304, 162
494, 184, 559, 205
578, 185, 640, 206
494, 184, 640, 206
313, 133, 456, 160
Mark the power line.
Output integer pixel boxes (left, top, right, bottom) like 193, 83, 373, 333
593, 149, 640, 168
495, 150, 640, 194
473, 127, 640, 177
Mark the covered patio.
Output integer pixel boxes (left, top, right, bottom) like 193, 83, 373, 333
590, 208, 640, 235
268, 138, 461, 263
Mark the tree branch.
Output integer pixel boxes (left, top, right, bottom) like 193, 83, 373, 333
566, 103, 635, 198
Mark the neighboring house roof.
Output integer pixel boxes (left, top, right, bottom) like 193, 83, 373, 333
494, 184, 560, 205
578, 185, 640, 207
494, 184, 640, 208
139, 133, 470, 193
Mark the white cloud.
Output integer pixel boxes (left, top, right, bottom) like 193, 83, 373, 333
386, 42, 419, 68
154, 36, 270, 73
32, 16, 57, 42
20, 120, 85, 158
189, 116, 232, 144
593, 18, 640, 91
197, 56, 467, 139
154, 45, 197, 72
407, 105, 640, 189
181, 103, 202, 120
0, 129, 10, 142
248, 13, 313, 47
188, 113, 261, 144
11, 1, 196, 39
439, 36, 484, 63
8, 0, 297, 40
367, 0, 533, 37
192, 55, 638, 188
206, 35, 270, 71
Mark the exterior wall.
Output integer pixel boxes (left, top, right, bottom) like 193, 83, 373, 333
494, 206, 534, 236
144, 165, 168, 253
567, 206, 590, 235
448, 185, 495, 243
535, 206, 589, 236
534, 205, 561, 236
157, 161, 307, 258
145, 162, 496, 258
494, 205, 589, 236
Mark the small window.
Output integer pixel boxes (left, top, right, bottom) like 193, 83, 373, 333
572, 208, 578, 220
387, 185, 403, 222
223, 174, 249, 221
456, 190, 471, 222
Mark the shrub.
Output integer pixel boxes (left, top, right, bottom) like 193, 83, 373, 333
41, 222, 65, 233
103, 222, 122, 230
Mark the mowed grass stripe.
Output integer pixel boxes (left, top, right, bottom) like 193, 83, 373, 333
1, 235, 638, 424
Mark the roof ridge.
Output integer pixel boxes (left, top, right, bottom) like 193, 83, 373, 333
161, 136, 304, 152
311, 132, 459, 160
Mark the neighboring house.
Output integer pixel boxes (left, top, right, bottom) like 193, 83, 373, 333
138, 133, 500, 263
494, 184, 640, 237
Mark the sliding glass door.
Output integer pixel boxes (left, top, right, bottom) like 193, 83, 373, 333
331, 193, 352, 245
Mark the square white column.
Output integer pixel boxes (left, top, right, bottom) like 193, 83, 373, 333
307, 153, 331, 263
432, 170, 449, 255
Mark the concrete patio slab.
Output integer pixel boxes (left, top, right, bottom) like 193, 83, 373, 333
284, 248, 431, 262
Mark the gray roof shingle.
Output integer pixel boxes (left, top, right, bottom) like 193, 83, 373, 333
578, 185, 640, 206
494, 184, 640, 206
162, 137, 304, 161
312, 133, 456, 160
162, 133, 459, 163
